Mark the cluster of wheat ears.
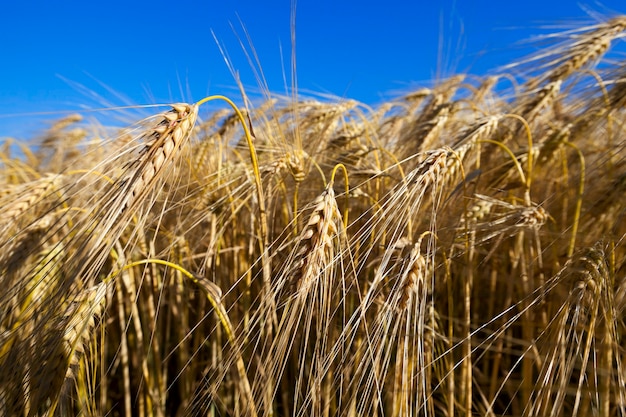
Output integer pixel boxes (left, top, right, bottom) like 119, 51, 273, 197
1, 16, 626, 417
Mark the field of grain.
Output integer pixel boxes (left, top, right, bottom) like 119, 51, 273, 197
0, 17, 625, 417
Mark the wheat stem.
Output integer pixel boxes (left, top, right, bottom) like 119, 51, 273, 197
119, 258, 258, 417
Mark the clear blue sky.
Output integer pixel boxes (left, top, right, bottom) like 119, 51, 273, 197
1, 1, 625, 138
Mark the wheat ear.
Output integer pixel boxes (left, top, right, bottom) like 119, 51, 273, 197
529, 244, 610, 417
68, 104, 199, 284
292, 184, 342, 294
122, 103, 198, 210
544, 17, 626, 84
0, 174, 60, 228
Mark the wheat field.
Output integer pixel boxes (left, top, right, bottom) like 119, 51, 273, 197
0, 16, 625, 417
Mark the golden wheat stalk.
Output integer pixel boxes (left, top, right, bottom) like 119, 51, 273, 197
251, 181, 343, 416
527, 244, 612, 417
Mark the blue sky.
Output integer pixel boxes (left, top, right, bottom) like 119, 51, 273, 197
1, 1, 625, 138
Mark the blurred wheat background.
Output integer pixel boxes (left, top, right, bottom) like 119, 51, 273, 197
1, 14, 625, 417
